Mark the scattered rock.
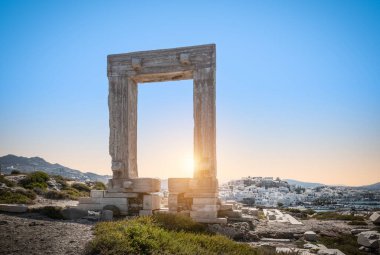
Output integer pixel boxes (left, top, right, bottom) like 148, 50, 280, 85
357, 231, 380, 248
0, 220, 8, 225
350, 228, 369, 235
207, 222, 258, 241
317, 248, 345, 255
61, 207, 88, 220
304, 243, 319, 250
304, 231, 317, 242
369, 212, 380, 224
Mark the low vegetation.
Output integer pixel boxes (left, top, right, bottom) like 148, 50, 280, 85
30, 206, 64, 219
0, 188, 36, 204
85, 214, 277, 255
283, 208, 315, 219
92, 181, 107, 190
312, 212, 365, 221
0, 175, 16, 187
20, 171, 50, 189
0, 170, 105, 203
347, 220, 367, 226
318, 234, 367, 255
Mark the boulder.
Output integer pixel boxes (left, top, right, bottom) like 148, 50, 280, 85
369, 212, 380, 224
350, 229, 369, 235
317, 249, 345, 255
61, 207, 88, 220
357, 231, 380, 248
101, 210, 113, 221
304, 243, 319, 250
304, 231, 318, 242
0, 204, 28, 213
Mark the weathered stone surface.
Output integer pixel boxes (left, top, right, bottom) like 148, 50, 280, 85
241, 207, 259, 216
351, 228, 370, 235
143, 194, 161, 210
192, 205, 220, 211
218, 210, 242, 218
0, 204, 28, 213
357, 231, 380, 248
168, 178, 191, 193
184, 192, 218, 198
77, 203, 103, 211
101, 210, 113, 221
220, 204, 234, 211
103, 192, 138, 198
90, 190, 105, 198
304, 231, 318, 242
61, 207, 88, 220
79, 197, 128, 205
369, 212, 380, 224
130, 178, 160, 193
317, 249, 345, 255
107, 44, 216, 184
90, 45, 219, 220
193, 198, 218, 205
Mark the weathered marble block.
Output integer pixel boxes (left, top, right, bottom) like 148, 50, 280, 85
191, 204, 220, 211
168, 178, 191, 193
143, 194, 161, 210
184, 192, 218, 198
192, 198, 218, 205
130, 178, 161, 193
90, 190, 105, 198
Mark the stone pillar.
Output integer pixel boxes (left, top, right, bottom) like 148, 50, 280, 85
108, 75, 138, 188
193, 67, 217, 180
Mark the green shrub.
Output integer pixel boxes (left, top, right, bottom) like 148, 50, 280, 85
152, 213, 207, 233
318, 234, 367, 255
20, 171, 49, 189
72, 182, 91, 192
92, 182, 106, 190
348, 220, 367, 226
44, 190, 68, 200
84, 216, 257, 255
0, 188, 36, 204
11, 170, 21, 175
0, 175, 15, 187
52, 175, 69, 188
282, 208, 315, 219
313, 212, 365, 221
61, 186, 89, 200
32, 206, 64, 219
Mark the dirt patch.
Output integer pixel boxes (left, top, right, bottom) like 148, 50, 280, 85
0, 212, 94, 255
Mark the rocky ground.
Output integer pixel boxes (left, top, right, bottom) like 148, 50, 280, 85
255, 218, 354, 239
0, 212, 94, 255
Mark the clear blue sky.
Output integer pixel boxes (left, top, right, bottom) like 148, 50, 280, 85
1, 0, 379, 185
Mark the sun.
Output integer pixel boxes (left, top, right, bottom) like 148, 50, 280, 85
182, 155, 194, 177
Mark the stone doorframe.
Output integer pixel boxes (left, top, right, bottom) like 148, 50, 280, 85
107, 44, 217, 189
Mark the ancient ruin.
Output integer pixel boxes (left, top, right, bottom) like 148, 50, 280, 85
78, 44, 225, 223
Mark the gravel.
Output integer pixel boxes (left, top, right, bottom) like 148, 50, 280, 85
0, 212, 94, 255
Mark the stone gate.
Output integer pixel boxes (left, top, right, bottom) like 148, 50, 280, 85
78, 44, 225, 223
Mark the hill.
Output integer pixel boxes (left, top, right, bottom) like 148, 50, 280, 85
0, 154, 110, 183
285, 179, 325, 188
356, 182, 380, 190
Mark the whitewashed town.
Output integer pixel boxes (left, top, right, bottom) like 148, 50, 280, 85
219, 176, 380, 211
